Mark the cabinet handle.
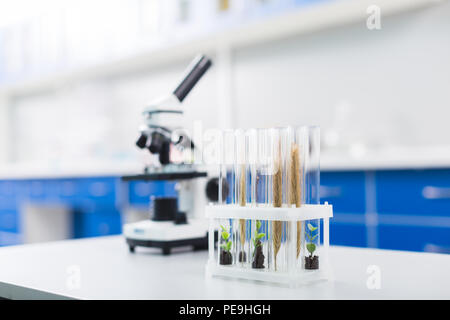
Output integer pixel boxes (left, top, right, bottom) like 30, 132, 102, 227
320, 186, 342, 198
422, 186, 450, 199
89, 182, 109, 197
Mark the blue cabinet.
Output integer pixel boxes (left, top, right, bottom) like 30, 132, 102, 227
58, 179, 81, 204
321, 171, 367, 248
376, 169, 450, 252
0, 210, 18, 233
0, 168, 448, 252
378, 224, 450, 252
376, 169, 450, 216
73, 207, 122, 238
0, 180, 19, 210
321, 171, 366, 213
78, 177, 118, 207
330, 223, 367, 248
128, 181, 177, 207
0, 176, 125, 245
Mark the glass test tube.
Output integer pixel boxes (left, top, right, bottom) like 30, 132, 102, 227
235, 129, 251, 266
251, 128, 270, 270
218, 130, 236, 266
302, 126, 321, 270
268, 127, 289, 272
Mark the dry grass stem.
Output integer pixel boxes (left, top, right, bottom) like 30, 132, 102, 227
272, 142, 283, 270
289, 143, 302, 258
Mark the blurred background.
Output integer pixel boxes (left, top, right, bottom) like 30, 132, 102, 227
0, 0, 449, 252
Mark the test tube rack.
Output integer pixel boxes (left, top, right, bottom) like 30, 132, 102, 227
205, 203, 333, 287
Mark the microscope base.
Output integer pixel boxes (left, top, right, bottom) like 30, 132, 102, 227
126, 236, 208, 255
123, 220, 209, 255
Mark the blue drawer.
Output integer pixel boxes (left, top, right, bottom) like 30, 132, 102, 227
376, 169, 450, 216
378, 224, 450, 252
78, 177, 117, 206
0, 210, 18, 232
330, 222, 367, 248
0, 194, 17, 210
25, 180, 60, 202
0, 231, 22, 247
320, 171, 366, 213
57, 179, 82, 204
73, 208, 122, 238
128, 181, 177, 206
0, 180, 18, 209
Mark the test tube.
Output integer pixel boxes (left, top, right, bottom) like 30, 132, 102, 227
302, 126, 321, 270
268, 127, 289, 272
218, 218, 234, 266
235, 129, 251, 266
218, 130, 236, 266
219, 130, 235, 205
251, 128, 270, 270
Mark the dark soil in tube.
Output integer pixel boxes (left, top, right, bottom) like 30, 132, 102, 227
220, 250, 232, 265
305, 256, 319, 270
239, 251, 247, 263
252, 240, 265, 269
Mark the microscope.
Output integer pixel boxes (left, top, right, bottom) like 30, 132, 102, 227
122, 55, 220, 255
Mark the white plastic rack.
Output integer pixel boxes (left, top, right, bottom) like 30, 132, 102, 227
205, 203, 333, 287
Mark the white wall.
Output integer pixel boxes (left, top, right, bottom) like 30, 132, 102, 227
7, 1, 450, 165
10, 57, 220, 164
233, 2, 450, 148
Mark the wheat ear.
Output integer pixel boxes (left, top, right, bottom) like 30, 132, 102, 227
289, 143, 302, 258
272, 145, 283, 271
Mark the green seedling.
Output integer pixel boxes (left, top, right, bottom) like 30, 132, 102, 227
252, 220, 266, 256
220, 225, 232, 253
305, 222, 319, 257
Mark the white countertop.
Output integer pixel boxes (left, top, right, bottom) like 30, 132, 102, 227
0, 236, 449, 299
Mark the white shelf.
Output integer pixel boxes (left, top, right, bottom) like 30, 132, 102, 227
0, 0, 440, 97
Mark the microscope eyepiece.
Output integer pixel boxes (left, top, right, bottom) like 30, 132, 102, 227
136, 133, 148, 149
173, 55, 212, 102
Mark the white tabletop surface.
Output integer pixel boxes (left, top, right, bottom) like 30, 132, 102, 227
0, 235, 449, 300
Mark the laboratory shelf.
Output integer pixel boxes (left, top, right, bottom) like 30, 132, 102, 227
0, 0, 438, 97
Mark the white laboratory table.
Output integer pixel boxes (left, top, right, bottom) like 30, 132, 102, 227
0, 236, 449, 300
